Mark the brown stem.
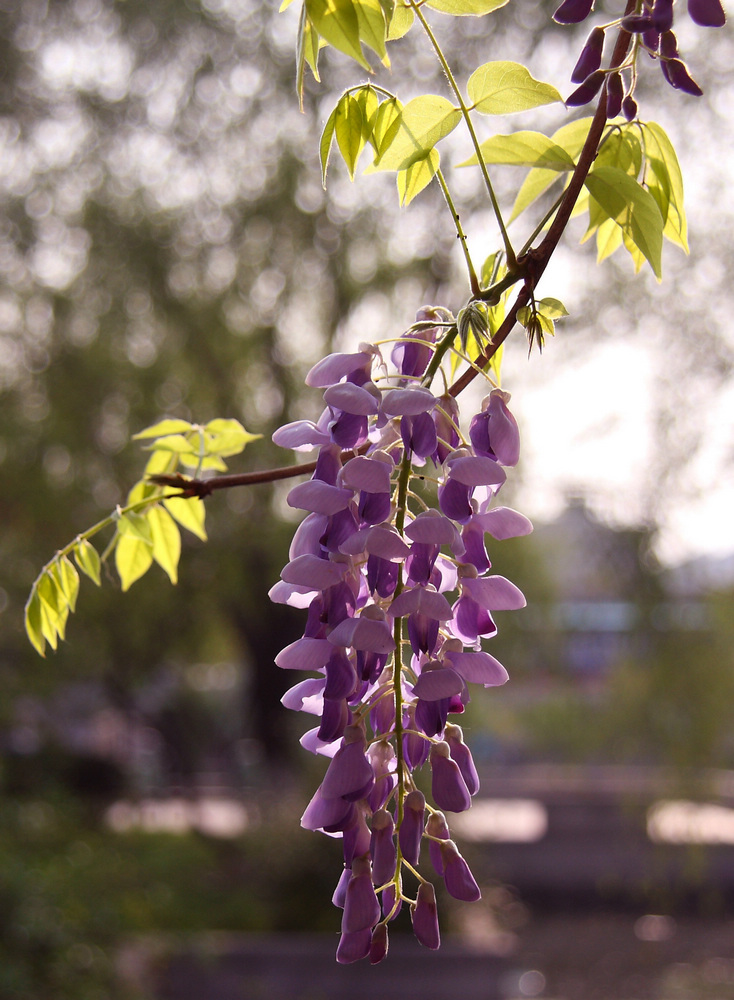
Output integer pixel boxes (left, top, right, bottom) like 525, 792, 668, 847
149, 461, 317, 497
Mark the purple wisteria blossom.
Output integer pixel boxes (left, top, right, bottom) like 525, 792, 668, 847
270, 309, 531, 961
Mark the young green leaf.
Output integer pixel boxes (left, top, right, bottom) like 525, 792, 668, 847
387, 3, 413, 37
297, 5, 321, 107
426, 0, 509, 12
148, 506, 182, 585
203, 419, 262, 458
370, 95, 461, 171
25, 588, 45, 657
369, 96, 403, 159
354, 0, 389, 64
132, 418, 195, 440
320, 104, 339, 185
335, 93, 367, 179
118, 511, 153, 545
74, 538, 102, 586
115, 533, 155, 592
397, 148, 440, 204
467, 62, 562, 115
55, 556, 80, 614
459, 130, 576, 169
306, 0, 371, 70
640, 121, 688, 252
584, 165, 664, 279
595, 129, 642, 178
164, 495, 207, 541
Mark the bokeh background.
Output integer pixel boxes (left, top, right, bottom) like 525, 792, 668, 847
1, 0, 733, 997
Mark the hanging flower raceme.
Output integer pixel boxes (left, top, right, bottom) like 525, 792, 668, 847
269, 311, 532, 963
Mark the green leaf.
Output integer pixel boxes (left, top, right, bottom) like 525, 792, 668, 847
319, 105, 338, 185
203, 418, 261, 457
25, 589, 46, 657
142, 433, 197, 455
641, 121, 688, 253
467, 61, 562, 115
164, 495, 207, 542
537, 297, 568, 319
507, 117, 595, 221
426, 0, 509, 12
115, 533, 155, 592
355, 84, 379, 133
144, 448, 177, 477
595, 129, 642, 178
585, 165, 664, 278
459, 130, 576, 169
369, 96, 402, 159
297, 5, 321, 107
397, 148, 439, 205
387, 3, 413, 37
354, 0, 389, 64
74, 539, 101, 586
370, 94, 461, 171
133, 418, 194, 440
56, 556, 80, 613
306, 0, 371, 70
147, 506, 181, 585
118, 512, 153, 545
335, 93, 367, 179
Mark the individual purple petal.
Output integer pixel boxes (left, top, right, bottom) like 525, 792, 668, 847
405, 541, 440, 587
287, 480, 354, 515
401, 411, 438, 459
317, 698, 350, 744
571, 26, 605, 83
324, 382, 380, 415
406, 613, 439, 657
313, 443, 343, 485
405, 510, 462, 546
660, 30, 679, 58
460, 520, 490, 575
356, 647, 389, 685
367, 741, 396, 812
369, 685, 395, 738
662, 57, 703, 95
462, 574, 527, 611
281, 677, 325, 715
333, 867, 351, 908
402, 708, 431, 769
342, 525, 410, 560
433, 394, 461, 464
413, 664, 465, 701
438, 477, 473, 523
398, 790, 425, 866
301, 784, 355, 831
343, 810, 371, 866
447, 454, 506, 488
566, 69, 605, 106
411, 882, 440, 949
426, 810, 450, 876
328, 612, 396, 654
330, 410, 368, 449
336, 928, 371, 964
275, 636, 333, 672
444, 723, 479, 795
442, 649, 509, 687
451, 594, 497, 643
370, 923, 389, 965
430, 741, 472, 813
280, 554, 348, 592
370, 809, 397, 885
621, 13, 655, 31
382, 883, 402, 921
381, 387, 437, 416
272, 420, 330, 451
322, 728, 374, 800
474, 507, 533, 540
642, 27, 661, 50
306, 351, 374, 387
652, 0, 674, 31
606, 72, 624, 118
440, 841, 481, 901
688, 0, 726, 26
470, 389, 521, 466
289, 512, 328, 559
367, 555, 399, 599
389, 586, 453, 621
324, 648, 358, 700
415, 696, 449, 739
268, 580, 317, 609
321, 507, 359, 554
358, 490, 392, 526
340, 456, 392, 493
342, 857, 381, 932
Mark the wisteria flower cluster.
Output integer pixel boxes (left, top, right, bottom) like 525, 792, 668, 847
560, 0, 726, 112
269, 309, 532, 963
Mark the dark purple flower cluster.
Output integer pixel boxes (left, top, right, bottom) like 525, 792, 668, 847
559, 0, 725, 111
270, 310, 532, 963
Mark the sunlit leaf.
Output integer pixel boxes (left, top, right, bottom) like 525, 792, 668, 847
369, 96, 402, 159
467, 62, 562, 115
118, 511, 153, 545
132, 419, 195, 440
459, 130, 576, 169
74, 539, 101, 586
297, 5, 321, 106
320, 104, 338, 184
115, 533, 155, 592
144, 448, 177, 477
585, 165, 664, 278
397, 148, 440, 204
387, 2, 413, 36
596, 129, 642, 178
426, 0, 509, 12
335, 93, 367, 178
370, 94, 461, 171
306, 0, 371, 70
56, 556, 80, 613
354, 0, 389, 64
203, 418, 262, 457
537, 297, 568, 319
164, 495, 208, 542
25, 589, 46, 657
641, 121, 688, 252
148, 506, 181, 585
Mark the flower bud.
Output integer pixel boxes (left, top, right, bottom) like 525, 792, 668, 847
688, 0, 726, 27
430, 741, 472, 813
412, 882, 440, 949
662, 58, 703, 95
370, 923, 389, 964
571, 27, 605, 83
622, 95, 638, 121
553, 0, 594, 23
566, 70, 605, 107
398, 789, 425, 865
606, 72, 624, 119
440, 840, 481, 901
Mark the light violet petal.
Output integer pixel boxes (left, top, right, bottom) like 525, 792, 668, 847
306, 351, 372, 387
272, 420, 330, 451
281, 678, 325, 714
412, 883, 440, 950
463, 575, 526, 611
413, 666, 464, 701
340, 456, 392, 493
448, 455, 506, 487
381, 387, 437, 416
300, 727, 342, 757
287, 480, 354, 515
473, 507, 533, 540
289, 512, 329, 560
322, 739, 374, 799
324, 382, 380, 415
442, 650, 509, 687
301, 785, 354, 831
268, 580, 317, 609
389, 587, 453, 621
328, 617, 396, 653
281, 554, 347, 590
275, 636, 333, 671
404, 511, 460, 545
342, 870, 381, 933
441, 842, 481, 901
